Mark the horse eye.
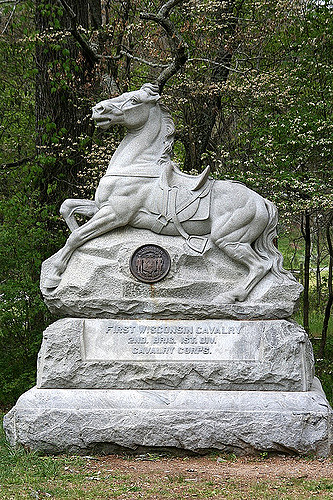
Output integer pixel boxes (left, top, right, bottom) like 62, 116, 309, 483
131, 97, 139, 104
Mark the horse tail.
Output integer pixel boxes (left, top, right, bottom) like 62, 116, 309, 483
253, 199, 295, 281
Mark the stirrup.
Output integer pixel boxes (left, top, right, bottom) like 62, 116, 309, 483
186, 236, 208, 254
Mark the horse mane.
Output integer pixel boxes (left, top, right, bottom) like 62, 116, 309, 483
158, 103, 175, 164
139, 83, 175, 165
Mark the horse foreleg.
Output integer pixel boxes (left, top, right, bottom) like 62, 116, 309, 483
60, 199, 99, 232
44, 205, 130, 290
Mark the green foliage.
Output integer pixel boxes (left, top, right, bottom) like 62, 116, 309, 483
0, 0, 332, 409
206, 0, 333, 215
0, 40, 35, 165
0, 171, 66, 405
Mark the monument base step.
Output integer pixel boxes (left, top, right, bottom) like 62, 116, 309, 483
3, 378, 332, 457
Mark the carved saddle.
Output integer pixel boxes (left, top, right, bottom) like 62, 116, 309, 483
149, 163, 213, 253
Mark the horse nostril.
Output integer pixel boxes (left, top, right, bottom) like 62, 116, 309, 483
94, 104, 105, 113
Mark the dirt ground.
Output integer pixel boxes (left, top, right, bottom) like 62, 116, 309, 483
82, 454, 333, 481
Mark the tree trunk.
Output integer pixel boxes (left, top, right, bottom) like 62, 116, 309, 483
318, 214, 333, 358
35, 0, 99, 204
315, 214, 321, 307
302, 211, 311, 333
181, 0, 241, 172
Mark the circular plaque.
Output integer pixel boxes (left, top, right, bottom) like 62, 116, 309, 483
130, 244, 171, 283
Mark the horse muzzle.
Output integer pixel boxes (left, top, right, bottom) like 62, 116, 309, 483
92, 116, 112, 129
92, 104, 123, 129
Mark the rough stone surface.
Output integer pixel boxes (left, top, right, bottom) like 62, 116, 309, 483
4, 84, 332, 459
43, 84, 294, 308
40, 228, 302, 320
3, 379, 332, 456
36, 318, 314, 392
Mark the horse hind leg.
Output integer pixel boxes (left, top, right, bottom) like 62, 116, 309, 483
60, 199, 99, 232
213, 240, 272, 304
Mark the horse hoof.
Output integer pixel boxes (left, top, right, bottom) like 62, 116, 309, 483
234, 290, 248, 302
43, 276, 61, 290
214, 288, 248, 304
214, 294, 235, 304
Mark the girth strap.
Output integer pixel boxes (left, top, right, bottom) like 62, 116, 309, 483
169, 189, 209, 254
150, 175, 212, 253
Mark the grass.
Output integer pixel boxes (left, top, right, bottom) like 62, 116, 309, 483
0, 423, 332, 499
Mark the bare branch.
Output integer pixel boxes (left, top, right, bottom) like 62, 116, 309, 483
140, 0, 188, 92
1, 156, 35, 170
1, 1, 17, 34
57, 0, 100, 65
57, 0, 75, 18
159, 0, 184, 18
55, 0, 187, 87
98, 53, 122, 61
71, 29, 100, 64
120, 49, 168, 68
85, 49, 167, 68
187, 58, 245, 74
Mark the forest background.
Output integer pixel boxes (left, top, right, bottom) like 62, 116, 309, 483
0, 0, 332, 408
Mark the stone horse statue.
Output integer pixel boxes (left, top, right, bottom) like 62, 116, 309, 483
45, 83, 286, 303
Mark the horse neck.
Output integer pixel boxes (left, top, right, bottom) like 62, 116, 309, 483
107, 106, 166, 172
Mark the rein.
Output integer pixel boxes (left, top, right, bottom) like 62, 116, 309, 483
103, 173, 160, 178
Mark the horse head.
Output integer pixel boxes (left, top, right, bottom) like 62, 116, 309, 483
92, 83, 161, 130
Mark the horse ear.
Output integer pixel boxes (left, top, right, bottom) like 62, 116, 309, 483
141, 83, 161, 102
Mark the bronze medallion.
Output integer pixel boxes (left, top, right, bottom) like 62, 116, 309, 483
130, 244, 171, 283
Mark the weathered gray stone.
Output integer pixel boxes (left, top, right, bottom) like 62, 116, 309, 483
36, 318, 314, 391
3, 379, 332, 456
43, 84, 294, 307
4, 83, 332, 458
40, 228, 302, 320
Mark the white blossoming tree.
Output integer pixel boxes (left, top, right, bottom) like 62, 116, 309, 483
0, 0, 332, 405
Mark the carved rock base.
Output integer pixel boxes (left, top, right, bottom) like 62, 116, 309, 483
3, 380, 332, 456
40, 228, 303, 320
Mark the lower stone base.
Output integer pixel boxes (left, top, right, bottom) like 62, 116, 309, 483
3, 378, 332, 457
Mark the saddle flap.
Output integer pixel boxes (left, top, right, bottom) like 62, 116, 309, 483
176, 186, 211, 222
149, 184, 211, 222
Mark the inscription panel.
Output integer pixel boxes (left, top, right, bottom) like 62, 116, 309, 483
37, 318, 312, 391
83, 319, 263, 362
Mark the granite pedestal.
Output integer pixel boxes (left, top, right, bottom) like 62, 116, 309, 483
3, 232, 333, 456
4, 380, 332, 456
